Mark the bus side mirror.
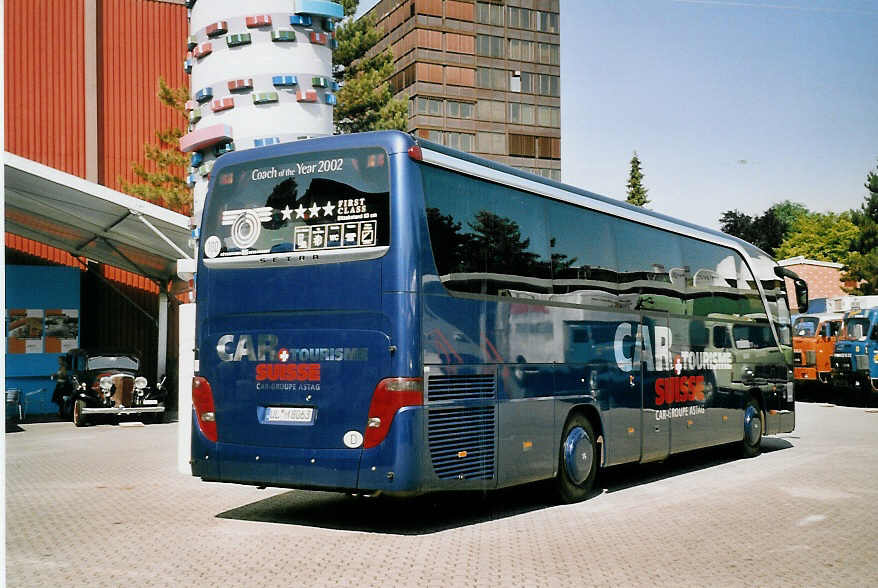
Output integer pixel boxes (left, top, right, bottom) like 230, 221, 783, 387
774, 266, 808, 313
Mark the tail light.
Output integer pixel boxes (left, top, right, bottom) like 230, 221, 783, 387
363, 378, 422, 449
192, 376, 217, 442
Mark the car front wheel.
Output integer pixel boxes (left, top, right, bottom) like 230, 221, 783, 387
72, 399, 87, 427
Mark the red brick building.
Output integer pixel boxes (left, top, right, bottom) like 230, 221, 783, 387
778, 256, 849, 312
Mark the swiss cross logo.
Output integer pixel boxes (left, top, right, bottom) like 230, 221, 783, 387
673, 355, 683, 375
278, 348, 290, 363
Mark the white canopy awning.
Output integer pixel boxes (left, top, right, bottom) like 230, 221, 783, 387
4, 152, 191, 283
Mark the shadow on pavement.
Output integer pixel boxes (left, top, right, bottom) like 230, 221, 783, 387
217, 482, 556, 535
216, 437, 795, 535
598, 436, 793, 496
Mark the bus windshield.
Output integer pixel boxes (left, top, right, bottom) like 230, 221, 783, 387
201, 147, 390, 262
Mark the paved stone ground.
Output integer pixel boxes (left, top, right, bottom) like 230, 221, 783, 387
5, 402, 878, 587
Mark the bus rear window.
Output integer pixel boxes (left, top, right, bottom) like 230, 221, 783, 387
201, 147, 390, 261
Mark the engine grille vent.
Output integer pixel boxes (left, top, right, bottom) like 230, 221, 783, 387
428, 406, 496, 480
426, 374, 496, 402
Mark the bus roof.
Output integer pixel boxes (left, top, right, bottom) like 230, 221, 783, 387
208, 130, 774, 263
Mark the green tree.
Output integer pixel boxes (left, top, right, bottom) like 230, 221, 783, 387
771, 200, 810, 228
719, 201, 809, 256
842, 160, 878, 294
333, 1, 407, 134
774, 211, 859, 263
119, 77, 191, 215
625, 151, 649, 207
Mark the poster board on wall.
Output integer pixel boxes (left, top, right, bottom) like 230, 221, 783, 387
7, 309, 45, 353
44, 309, 80, 353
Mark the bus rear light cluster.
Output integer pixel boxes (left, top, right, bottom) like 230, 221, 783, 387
363, 378, 423, 449
192, 376, 218, 442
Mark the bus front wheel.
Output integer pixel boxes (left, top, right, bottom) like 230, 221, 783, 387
555, 413, 598, 503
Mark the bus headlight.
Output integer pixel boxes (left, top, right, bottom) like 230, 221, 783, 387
134, 376, 148, 391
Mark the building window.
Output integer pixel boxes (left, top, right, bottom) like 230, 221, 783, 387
417, 28, 443, 50
445, 33, 475, 54
446, 66, 475, 87
520, 72, 560, 97
444, 131, 474, 152
418, 129, 444, 143
507, 7, 559, 33
477, 99, 506, 122
476, 34, 504, 58
477, 131, 506, 155
416, 62, 445, 84
446, 0, 474, 22
510, 135, 559, 160
537, 11, 559, 34
391, 63, 417, 93
416, 0, 442, 17
446, 100, 474, 119
509, 134, 537, 158
508, 39, 534, 62
507, 6, 533, 30
414, 96, 444, 116
537, 42, 560, 65
537, 105, 560, 127
476, 67, 507, 90
538, 136, 561, 160
476, 2, 504, 26
509, 102, 535, 125
419, 129, 474, 152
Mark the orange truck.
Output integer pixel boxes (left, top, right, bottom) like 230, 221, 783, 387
793, 312, 843, 391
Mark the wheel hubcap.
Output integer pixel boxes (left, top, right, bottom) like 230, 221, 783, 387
563, 426, 594, 485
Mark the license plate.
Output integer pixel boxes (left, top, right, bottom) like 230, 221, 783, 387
266, 406, 313, 423
143, 399, 158, 406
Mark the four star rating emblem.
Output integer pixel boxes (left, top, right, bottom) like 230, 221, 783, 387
287, 201, 339, 220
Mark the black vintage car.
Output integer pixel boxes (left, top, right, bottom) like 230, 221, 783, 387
51, 349, 166, 426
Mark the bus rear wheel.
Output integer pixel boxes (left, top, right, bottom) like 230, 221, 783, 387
741, 399, 762, 458
555, 413, 598, 503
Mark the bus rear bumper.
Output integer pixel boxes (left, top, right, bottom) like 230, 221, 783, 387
190, 408, 426, 493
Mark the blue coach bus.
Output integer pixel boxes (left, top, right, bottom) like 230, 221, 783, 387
191, 131, 805, 502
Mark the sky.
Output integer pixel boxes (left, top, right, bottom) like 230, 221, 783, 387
357, 0, 878, 229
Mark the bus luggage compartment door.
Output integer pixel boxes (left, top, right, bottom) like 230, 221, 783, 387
209, 329, 391, 450
641, 315, 671, 463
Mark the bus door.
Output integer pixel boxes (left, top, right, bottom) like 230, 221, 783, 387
603, 316, 642, 466
641, 314, 671, 463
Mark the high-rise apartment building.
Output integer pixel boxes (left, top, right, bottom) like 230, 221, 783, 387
366, 0, 561, 180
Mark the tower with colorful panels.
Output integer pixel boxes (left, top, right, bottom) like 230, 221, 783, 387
181, 0, 344, 221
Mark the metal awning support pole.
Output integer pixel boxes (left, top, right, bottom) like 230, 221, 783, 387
133, 211, 192, 260
157, 290, 168, 380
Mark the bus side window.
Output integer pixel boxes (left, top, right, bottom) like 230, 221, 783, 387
870, 324, 878, 341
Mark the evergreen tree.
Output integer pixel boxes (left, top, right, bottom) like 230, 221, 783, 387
333, 1, 408, 134
119, 77, 191, 215
842, 160, 878, 294
625, 151, 649, 207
